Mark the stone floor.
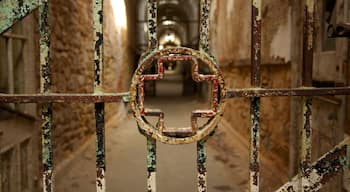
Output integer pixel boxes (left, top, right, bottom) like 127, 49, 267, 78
55, 97, 241, 192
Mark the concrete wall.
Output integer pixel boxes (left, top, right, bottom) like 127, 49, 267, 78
50, 0, 133, 164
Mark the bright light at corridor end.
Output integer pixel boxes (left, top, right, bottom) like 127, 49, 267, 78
111, 0, 127, 29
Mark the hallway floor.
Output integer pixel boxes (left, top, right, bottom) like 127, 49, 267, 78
56, 97, 240, 192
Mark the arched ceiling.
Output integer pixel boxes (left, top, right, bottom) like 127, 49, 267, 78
136, 0, 200, 53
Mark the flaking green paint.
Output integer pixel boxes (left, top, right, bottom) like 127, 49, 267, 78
0, 0, 39, 34
197, 140, 207, 192
250, 97, 261, 192
93, 0, 106, 191
147, 137, 157, 192
39, 0, 53, 191
277, 139, 350, 192
93, 0, 104, 92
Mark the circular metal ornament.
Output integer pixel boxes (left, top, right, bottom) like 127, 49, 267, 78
130, 47, 226, 144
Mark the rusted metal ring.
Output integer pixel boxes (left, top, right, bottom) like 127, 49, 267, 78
130, 47, 226, 144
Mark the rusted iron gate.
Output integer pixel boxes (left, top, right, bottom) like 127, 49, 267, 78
0, 0, 350, 192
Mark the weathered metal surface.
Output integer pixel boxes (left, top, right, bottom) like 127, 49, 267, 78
0, 93, 129, 103
299, 1, 314, 191
250, 0, 262, 191
226, 87, 350, 98
93, 0, 103, 92
95, 102, 106, 192
130, 47, 226, 145
147, 137, 157, 192
302, 0, 314, 87
144, 1, 158, 191
276, 139, 350, 192
0, 0, 39, 34
42, 103, 53, 192
300, 97, 313, 190
251, 0, 262, 88
250, 97, 260, 192
197, 1, 212, 190
199, 0, 210, 53
0, 0, 347, 191
93, 0, 106, 191
147, 0, 157, 50
328, 23, 350, 38
40, 0, 51, 94
3, 87, 350, 104
39, 0, 53, 191
197, 140, 207, 192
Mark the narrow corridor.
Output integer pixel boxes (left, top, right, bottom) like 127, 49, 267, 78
56, 97, 240, 192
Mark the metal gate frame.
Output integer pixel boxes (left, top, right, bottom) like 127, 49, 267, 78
0, 0, 349, 192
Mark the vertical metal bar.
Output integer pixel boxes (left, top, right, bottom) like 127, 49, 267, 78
251, 0, 262, 87
147, 0, 158, 50
250, 0, 261, 192
197, 140, 207, 192
7, 32, 15, 109
199, 0, 211, 53
250, 97, 260, 192
302, 0, 314, 87
39, 0, 53, 191
300, 97, 312, 188
198, 1, 211, 191
146, 1, 158, 191
147, 137, 157, 192
299, 0, 314, 191
93, 0, 106, 191
347, 144, 350, 169
0, 131, 3, 191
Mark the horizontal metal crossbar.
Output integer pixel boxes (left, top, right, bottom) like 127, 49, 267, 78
0, 93, 129, 103
226, 87, 350, 98
1, 87, 350, 104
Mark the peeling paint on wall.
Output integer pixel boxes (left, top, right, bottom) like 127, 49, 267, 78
270, 7, 292, 62
226, 0, 234, 20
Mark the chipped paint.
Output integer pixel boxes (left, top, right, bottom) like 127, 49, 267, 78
130, 47, 226, 145
302, 0, 314, 86
251, 0, 261, 87
276, 139, 350, 192
225, 87, 350, 98
96, 168, 106, 192
147, 137, 157, 192
250, 0, 262, 191
147, 0, 157, 50
95, 102, 106, 192
42, 103, 53, 192
300, 97, 313, 190
199, 0, 211, 53
252, 0, 261, 21
0, 0, 39, 34
93, 0, 106, 191
197, 141, 207, 192
39, 0, 54, 191
0, 0, 349, 192
250, 97, 260, 192
93, 0, 104, 92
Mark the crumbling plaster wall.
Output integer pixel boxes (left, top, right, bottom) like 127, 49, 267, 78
211, 0, 292, 66
50, 0, 133, 164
